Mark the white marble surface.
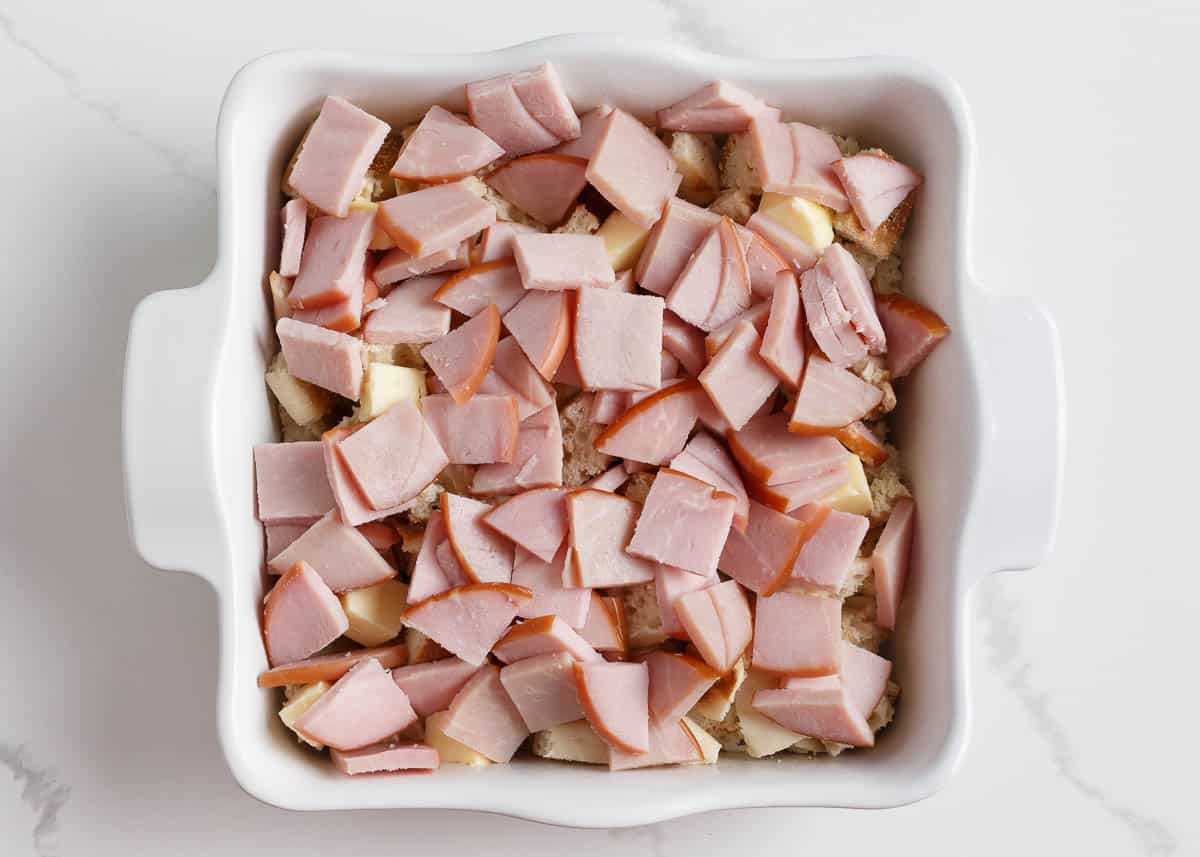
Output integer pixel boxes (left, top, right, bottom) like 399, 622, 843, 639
1, 1, 1196, 854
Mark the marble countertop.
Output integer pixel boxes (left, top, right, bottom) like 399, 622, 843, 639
1, 1, 1195, 854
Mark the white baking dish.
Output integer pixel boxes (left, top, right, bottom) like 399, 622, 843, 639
122, 35, 1063, 825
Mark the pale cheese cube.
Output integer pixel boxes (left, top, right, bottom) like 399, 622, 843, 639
278, 681, 331, 749
596, 211, 650, 272
266, 353, 333, 426
267, 271, 291, 323
358, 362, 425, 420
682, 717, 721, 764
339, 579, 409, 647
757, 193, 835, 251
425, 710, 493, 766
733, 669, 804, 758
530, 719, 608, 764
819, 455, 873, 516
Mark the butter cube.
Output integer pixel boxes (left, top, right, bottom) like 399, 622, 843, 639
278, 681, 331, 749
597, 211, 650, 272
819, 455, 873, 516
358, 362, 425, 420
425, 710, 493, 766
339, 579, 409, 647
266, 353, 332, 426
757, 193, 835, 251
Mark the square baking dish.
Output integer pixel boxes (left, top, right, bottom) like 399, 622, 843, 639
122, 35, 1064, 825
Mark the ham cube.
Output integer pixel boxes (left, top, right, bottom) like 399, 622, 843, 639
391, 656, 481, 717
486, 153, 589, 226
265, 523, 307, 561
293, 657, 418, 751
374, 243, 469, 287
483, 488, 569, 564
492, 615, 600, 664
661, 309, 709, 377
320, 426, 419, 527
509, 545, 591, 628
675, 579, 752, 675
440, 664, 530, 763
666, 218, 753, 332
788, 356, 883, 433
668, 431, 749, 531
488, 336, 556, 418
656, 564, 718, 639
288, 96, 389, 217
433, 259, 527, 317
727, 412, 847, 486
656, 81, 780, 133
747, 117, 849, 211
389, 104, 504, 182
744, 233, 791, 298
821, 244, 885, 352
513, 233, 614, 291
574, 660, 650, 754
594, 380, 704, 465
578, 592, 628, 653
268, 510, 395, 592
635, 198, 720, 296
500, 652, 585, 732
466, 64, 580, 157
717, 500, 812, 595
574, 287, 663, 391
256, 642, 409, 688
566, 490, 656, 588
607, 718, 705, 771
253, 441, 335, 525
587, 108, 681, 229
503, 290, 572, 380
276, 317, 364, 400
362, 274, 452, 344
470, 403, 563, 495
759, 271, 807, 387
377, 180, 496, 257
744, 211, 820, 274
262, 561, 349, 666
705, 300, 771, 357
475, 221, 538, 263
288, 211, 375, 310
421, 394, 520, 464
698, 320, 779, 431
442, 493, 515, 584
589, 390, 629, 425
627, 469, 735, 577
834, 641, 893, 719
790, 506, 869, 593
645, 650, 720, 724
331, 742, 440, 775
420, 304, 502, 405
874, 293, 950, 379
832, 151, 922, 233
751, 679, 874, 747
872, 496, 915, 630
406, 509, 460, 604
583, 464, 630, 493
401, 583, 532, 666
335, 399, 448, 510
554, 103, 614, 159
279, 198, 307, 277
751, 590, 841, 676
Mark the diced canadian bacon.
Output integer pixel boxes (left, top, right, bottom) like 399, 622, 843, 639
420, 304, 501, 405
442, 493, 515, 584
592, 380, 703, 465
389, 105, 504, 183
485, 153, 589, 226
262, 561, 349, 667
400, 582, 533, 666
503, 289, 572, 380
832, 421, 889, 467
257, 642, 409, 688
787, 355, 883, 433
432, 258, 527, 317
874, 292, 950, 379
573, 660, 650, 754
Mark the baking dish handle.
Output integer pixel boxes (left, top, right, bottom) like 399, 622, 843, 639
123, 275, 225, 584
970, 290, 1065, 576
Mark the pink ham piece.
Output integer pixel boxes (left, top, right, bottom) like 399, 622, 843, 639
331, 742, 440, 775
660, 349, 681, 381
593, 380, 703, 465
288, 96, 389, 217
574, 287, 663, 392
357, 521, 401, 553
788, 356, 883, 433
503, 289, 572, 380
257, 642, 409, 688
421, 394, 520, 464
279, 198, 307, 277
727, 412, 848, 486
705, 300, 771, 357
832, 151, 923, 232
607, 718, 704, 771
290, 252, 367, 333
465, 64, 581, 157
262, 561, 348, 666
586, 107, 681, 229
645, 650, 720, 724
513, 233, 614, 290
821, 243, 885, 352
751, 679, 873, 747
420, 304, 501, 405
336, 399, 449, 510
574, 660, 650, 753
589, 390, 628, 425
657, 81, 781, 133
492, 614, 600, 664
265, 523, 307, 561
488, 336, 556, 419
253, 442, 335, 525
750, 469, 848, 514
432, 259, 526, 317
377, 180, 496, 257
698, 320, 779, 431
391, 656, 481, 717
635, 198, 719, 296
751, 590, 841, 676
475, 221, 538, 263
566, 490, 656, 587
747, 117, 849, 211
759, 271, 807, 387
833, 420, 889, 468
826, 641, 894, 719
390, 105, 504, 182
669, 432, 749, 531
486, 154, 589, 225
401, 582, 533, 666
375, 243, 469, 287
442, 493, 515, 584
674, 580, 752, 674
500, 652, 585, 732
627, 469, 736, 577
872, 496, 915, 631
745, 233, 791, 299
407, 512, 467, 604
666, 218, 753, 332
321, 426, 418, 527
717, 500, 810, 595
510, 545, 591, 628
554, 103, 614, 159
789, 506, 869, 593
288, 211, 375, 310
268, 510, 396, 591
440, 664, 530, 762
276, 317, 364, 400
874, 293, 950, 379
483, 488, 568, 564
363, 274, 452, 343
661, 310, 708, 377
293, 657, 418, 751
471, 403, 563, 495
745, 211, 820, 273
584, 464, 630, 493
577, 594, 627, 653
800, 263, 865, 368
436, 540, 470, 586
